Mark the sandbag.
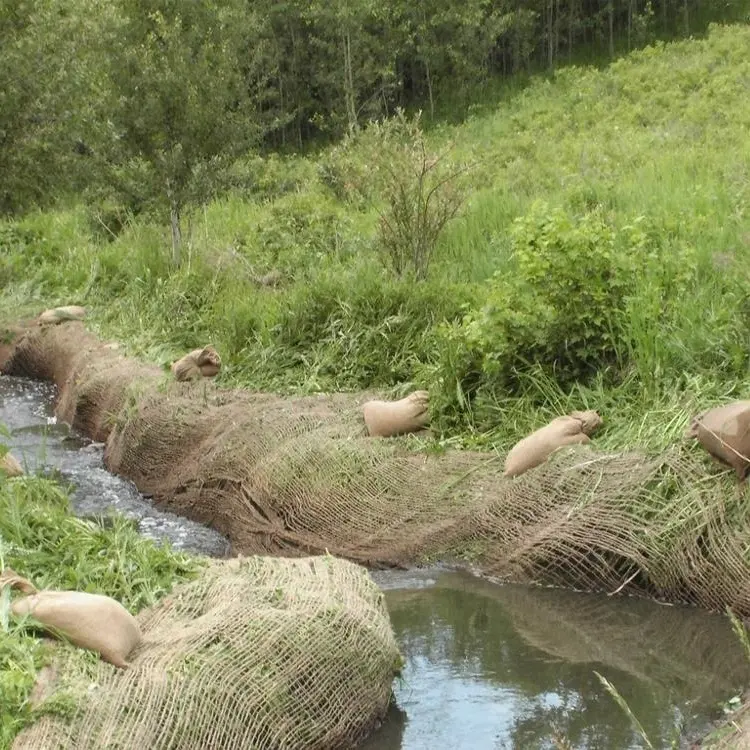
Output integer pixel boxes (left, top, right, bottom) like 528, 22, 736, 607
363, 390, 430, 438
0, 568, 38, 594
171, 346, 222, 382
503, 410, 603, 478
37, 306, 86, 326
12, 590, 142, 669
686, 401, 750, 480
0, 452, 24, 477
253, 269, 282, 287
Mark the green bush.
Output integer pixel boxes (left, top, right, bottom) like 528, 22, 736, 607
0, 223, 85, 296
254, 189, 359, 271
428, 204, 701, 429
446, 203, 632, 393
326, 111, 471, 281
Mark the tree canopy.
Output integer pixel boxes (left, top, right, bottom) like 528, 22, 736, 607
2, 0, 746, 254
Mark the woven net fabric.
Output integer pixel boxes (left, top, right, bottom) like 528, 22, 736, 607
12, 555, 401, 750
6, 324, 750, 616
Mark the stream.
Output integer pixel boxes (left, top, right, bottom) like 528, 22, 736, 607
363, 568, 749, 749
2, 374, 748, 749
0, 375, 230, 557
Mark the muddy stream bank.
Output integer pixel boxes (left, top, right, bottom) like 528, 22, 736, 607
1, 373, 748, 749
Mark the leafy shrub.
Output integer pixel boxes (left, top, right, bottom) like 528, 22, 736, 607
226, 154, 320, 200
327, 111, 471, 280
254, 189, 358, 271
429, 203, 657, 428
0, 225, 47, 265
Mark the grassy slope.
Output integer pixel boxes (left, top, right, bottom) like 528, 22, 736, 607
1, 22, 750, 459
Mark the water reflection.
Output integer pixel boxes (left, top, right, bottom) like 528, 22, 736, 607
366, 569, 750, 750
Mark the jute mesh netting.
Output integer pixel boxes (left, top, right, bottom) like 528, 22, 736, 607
12, 555, 401, 750
5, 323, 750, 615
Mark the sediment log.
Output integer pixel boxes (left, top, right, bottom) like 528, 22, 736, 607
12, 556, 402, 750
3, 322, 750, 616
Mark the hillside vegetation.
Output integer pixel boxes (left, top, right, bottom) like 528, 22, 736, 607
2, 22, 750, 456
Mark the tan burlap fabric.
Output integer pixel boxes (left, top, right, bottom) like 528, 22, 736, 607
12, 555, 400, 750
503, 410, 603, 478
0, 451, 24, 476
11, 589, 143, 669
37, 306, 86, 326
363, 390, 430, 437
171, 346, 222, 382
686, 401, 750, 480
5, 324, 750, 616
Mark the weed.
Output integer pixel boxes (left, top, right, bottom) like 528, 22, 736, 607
363, 111, 471, 280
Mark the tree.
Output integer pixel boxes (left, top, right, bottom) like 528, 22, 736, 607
105, 0, 262, 266
369, 111, 470, 281
0, 0, 105, 215
301, 0, 400, 135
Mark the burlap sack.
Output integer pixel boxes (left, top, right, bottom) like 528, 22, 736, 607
686, 401, 750, 480
0, 568, 38, 594
12, 591, 142, 668
254, 270, 282, 287
0, 570, 61, 708
37, 306, 86, 325
363, 390, 430, 438
171, 346, 222, 381
0, 452, 24, 477
503, 410, 603, 478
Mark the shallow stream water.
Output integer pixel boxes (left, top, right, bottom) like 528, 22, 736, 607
2, 374, 748, 749
0, 375, 230, 557
363, 568, 750, 749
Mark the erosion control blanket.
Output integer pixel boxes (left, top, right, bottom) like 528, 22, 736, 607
12, 555, 401, 750
5, 323, 750, 616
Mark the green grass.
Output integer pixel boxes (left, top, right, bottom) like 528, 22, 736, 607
1, 22, 750, 457
1, 29, 750, 746
0, 471, 202, 748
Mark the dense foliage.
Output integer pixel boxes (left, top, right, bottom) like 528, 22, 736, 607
3, 0, 748, 219
1, 16, 750, 450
